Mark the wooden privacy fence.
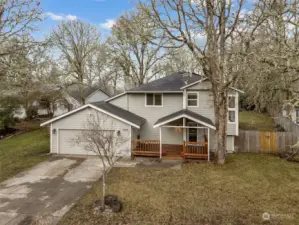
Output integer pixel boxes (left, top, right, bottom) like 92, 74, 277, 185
236, 130, 299, 153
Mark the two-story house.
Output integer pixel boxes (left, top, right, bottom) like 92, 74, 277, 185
41, 72, 242, 160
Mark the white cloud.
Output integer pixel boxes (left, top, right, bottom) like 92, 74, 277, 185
100, 19, 116, 29
45, 12, 77, 21
65, 15, 77, 21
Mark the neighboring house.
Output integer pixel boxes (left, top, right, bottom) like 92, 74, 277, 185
16, 87, 110, 119
41, 72, 243, 160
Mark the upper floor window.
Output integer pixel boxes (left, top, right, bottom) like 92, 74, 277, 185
146, 94, 162, 106
228, 95, 236, 123
187, 92, 198, 107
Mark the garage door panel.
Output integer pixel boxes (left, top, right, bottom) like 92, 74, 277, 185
59, 129, 92, 155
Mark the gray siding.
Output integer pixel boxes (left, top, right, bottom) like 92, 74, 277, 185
51, 107, 130, 154
87, 90, 110, 103
127, 93, 183, 144
186, 90, 215, 122
187, 80, 212, 90
109, 94, 128, 109
108, 81, 239, 141
187, 81, 239, 136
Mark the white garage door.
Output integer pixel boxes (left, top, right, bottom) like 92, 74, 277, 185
59, 129, 99, 155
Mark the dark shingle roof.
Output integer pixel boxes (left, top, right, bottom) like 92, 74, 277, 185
154, 109, 215, 128
91, 101, 145, 127
127, 72, 202, 92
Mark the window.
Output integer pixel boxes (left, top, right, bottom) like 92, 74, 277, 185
228, 95, 236, 123
146, 94, 162, 106
187, 92, 198, 107
296, 109, 299, 124
228, 96, 235, 108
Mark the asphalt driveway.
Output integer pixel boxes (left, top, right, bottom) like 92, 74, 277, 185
0, 157, 105, 225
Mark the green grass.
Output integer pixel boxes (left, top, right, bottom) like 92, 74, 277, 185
60, 154, 299, 225
239, 111, 278, 131
0, 129, 50, 182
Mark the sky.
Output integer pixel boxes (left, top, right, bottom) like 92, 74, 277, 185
36, 0, 134, 39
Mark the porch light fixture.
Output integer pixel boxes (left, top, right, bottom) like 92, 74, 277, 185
175, 126, 182, 132
52, 128, 56, 134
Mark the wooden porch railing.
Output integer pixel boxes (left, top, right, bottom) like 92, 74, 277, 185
183, 141, 208, 160
131, 139, 160, 158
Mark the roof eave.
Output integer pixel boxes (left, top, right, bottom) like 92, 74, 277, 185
127, 91, 183, 93
153, 113, 216, 130
40, 104, 141, 129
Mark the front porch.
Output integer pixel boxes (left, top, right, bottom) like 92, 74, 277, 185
131, 109, 216, 161
131, 140, 209, 160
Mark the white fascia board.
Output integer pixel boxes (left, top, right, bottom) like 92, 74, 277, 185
40, 104, 91, 126
127, 91, 183, 93
229, 87, 244, 93
105, 92, 127, 102
153, 114, 216, 130
180, 78, 208, 89
41, 104, 140, 129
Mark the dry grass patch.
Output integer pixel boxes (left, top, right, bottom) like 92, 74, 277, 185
60, 154, 299, 225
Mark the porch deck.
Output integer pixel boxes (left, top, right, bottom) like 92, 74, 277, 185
131, 139, 209, 160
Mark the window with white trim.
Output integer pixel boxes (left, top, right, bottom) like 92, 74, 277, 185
296, 109, 299, 124
187, 92, 198, 107
146, 94, 162, 106
228, 95, 236, 123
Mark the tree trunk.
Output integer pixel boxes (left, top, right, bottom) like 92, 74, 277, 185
102, 171, 105, 210
213, 88, 228, 164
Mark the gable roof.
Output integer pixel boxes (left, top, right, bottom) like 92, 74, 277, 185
180, 80, 244, 93
153, 109, 216, 129
91, 101, 145, 127
41, 101, 145, 129
127, 72, 202, 92
66, 86, 110, 102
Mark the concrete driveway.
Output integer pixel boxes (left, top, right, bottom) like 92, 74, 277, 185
0, 157, 105, 225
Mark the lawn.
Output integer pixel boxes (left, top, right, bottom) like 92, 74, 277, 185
0, 128, 50, 182
239, 111, 279, 131
60, 154, 299, 225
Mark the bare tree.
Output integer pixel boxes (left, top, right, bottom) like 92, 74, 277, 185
50, 20, 101, 104
139, 0, 269, 164
236, 0, 299, 115
0, 0, 42, 59
106, 8, 169, 88
75, 113, 127, 209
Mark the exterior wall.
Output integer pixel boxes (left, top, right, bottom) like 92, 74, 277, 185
186, 82, 239, 136
226, 135, 235, 153
86, 90, 110, 103
186, 90, 215, 122
127, 93, 183, 144
109, 80, 239, 142
50, 107, 131, 156
109, 94, 128, 109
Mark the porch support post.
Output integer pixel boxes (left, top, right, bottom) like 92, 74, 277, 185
207, 128, 210, 161
159, 127, 162, 159
130, 126, 132, 155
183, 117, 186, 141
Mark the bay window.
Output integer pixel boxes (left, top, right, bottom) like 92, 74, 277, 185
228, 95, 236, 123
